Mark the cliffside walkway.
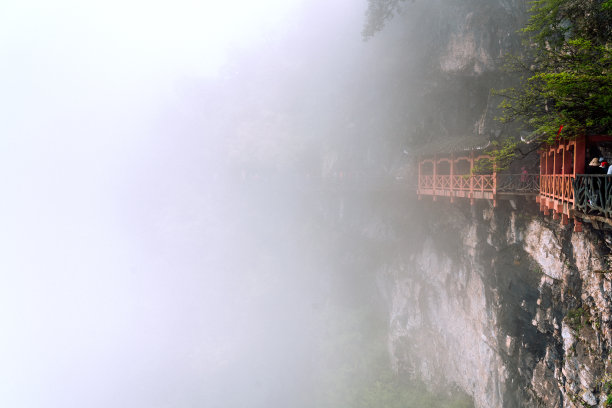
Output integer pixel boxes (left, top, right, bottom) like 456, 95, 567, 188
537, 135, 612, 231
417, 135, 612, 232
417, 151, 539, 207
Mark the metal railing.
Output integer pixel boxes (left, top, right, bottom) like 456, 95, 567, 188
496, 174, 540, 193
573, 175, 612, 218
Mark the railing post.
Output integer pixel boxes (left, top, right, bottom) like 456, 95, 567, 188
606, 176, 611, 219
450, 153, 454, 203
469, 151, 474, 205
540, 150, 545, 195
543, 151, 550, 215
574, 218, 583, 232
561, 142, 566, 202
562, 213, 569, 225
573, 136, 586, 216
433, 154, 437, 201
492, 161, 497, 207
418, 157, 422, 200
553, 145, 557, 201
553, 144, 560, 219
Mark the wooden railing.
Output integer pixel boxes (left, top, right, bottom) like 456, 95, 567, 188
473, 175, 494, 191
540, 174, 574, 204
573, 175, 612, 218
419, 175, 434, 189
437, 175, 451, 189
418, 174, 538, 196
454, 175, 472, 191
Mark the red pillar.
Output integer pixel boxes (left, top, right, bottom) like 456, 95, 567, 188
469, 151, 474, 205
492, 160, 497, 207
543, 150, 550, 215
562, 213, 569, 225
572, 136, 586, 219
574, 135, 585, 175
449, 153, 455, 203
548, 150, 555, 212
537, 151, 543, 205
417, 158, 422, 199
561, 142, 566, 202
565, 142, 573, 199
574, 219, 583, 232
562, 141, 566, 174
553, 144, 559, 200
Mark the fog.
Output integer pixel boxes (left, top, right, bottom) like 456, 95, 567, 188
0, 0, 458, 407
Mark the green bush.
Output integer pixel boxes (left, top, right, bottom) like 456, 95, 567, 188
565, 307, 587, 330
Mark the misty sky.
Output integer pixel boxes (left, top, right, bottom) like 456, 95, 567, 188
0, 0, 375, 407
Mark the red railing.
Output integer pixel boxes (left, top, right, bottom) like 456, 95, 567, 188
473, 175, 494, 191
418, 174, 495, 195
419, 175, 434, 189
437, 175, 451, 189
418, 174, 539, 199
454, 175, 472, 191
540, 174, 574, 204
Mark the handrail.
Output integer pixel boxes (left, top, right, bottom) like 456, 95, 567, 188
539, 174, 574, 204
496, 173, 539, 192
417, 173, 539, 196
573, 175, 612, 218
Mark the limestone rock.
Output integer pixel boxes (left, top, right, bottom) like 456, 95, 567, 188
383, 200, 612, 408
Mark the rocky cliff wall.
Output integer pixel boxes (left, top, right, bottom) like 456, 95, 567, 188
378, 199, 612, 407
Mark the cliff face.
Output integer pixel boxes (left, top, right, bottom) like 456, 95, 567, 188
390, 0, 528, 143
379, 200, 612, 407
342, 1, 612, 406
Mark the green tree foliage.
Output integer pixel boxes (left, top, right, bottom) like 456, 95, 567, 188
471, 137, 522, 173
497, 0, 612, 144
524, 0, 612, 46
497, 39, 612, 142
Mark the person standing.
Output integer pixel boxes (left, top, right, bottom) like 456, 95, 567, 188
588, 157, 601, 174
600, 159, 609, 174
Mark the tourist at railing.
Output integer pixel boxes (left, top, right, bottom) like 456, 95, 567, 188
520, 166, 528, 182
599, 158, 609, 174
587, 157, 601, 174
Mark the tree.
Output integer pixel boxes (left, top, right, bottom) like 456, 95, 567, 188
496, 0, 612, 144
523, 0, 612, 47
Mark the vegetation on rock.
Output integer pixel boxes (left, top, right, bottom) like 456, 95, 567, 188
489, 0, 612, 168
565, 306, 587, 330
